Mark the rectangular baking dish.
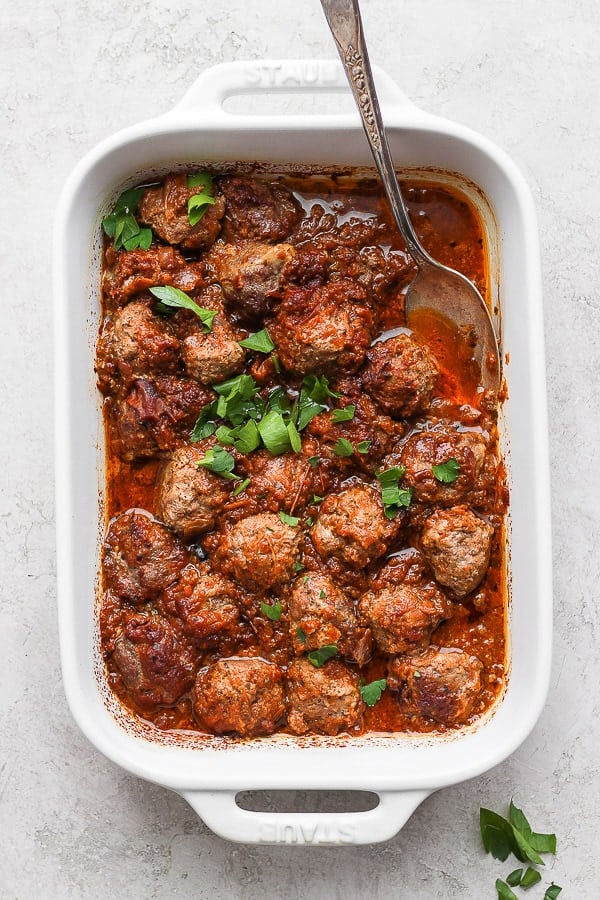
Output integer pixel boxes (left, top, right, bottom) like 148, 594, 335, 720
53, 59, 551, 845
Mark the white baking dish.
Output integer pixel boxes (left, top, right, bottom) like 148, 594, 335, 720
53, 59, 551, 845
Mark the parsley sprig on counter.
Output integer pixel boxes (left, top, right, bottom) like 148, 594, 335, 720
480, 801, 562, 900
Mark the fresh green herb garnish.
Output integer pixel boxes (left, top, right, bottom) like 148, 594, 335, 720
506, 870, 524, 888
293, 561, 305, 573
331, 405, 355, 424
260, 600, 283, 622
302, 373, 340, 402
359, 678, 387, 707
313, 494, 324, 503
296, 627, 307, 644
520, 868, 542, 889
305, 516, 314, 527
432, 457, 460, 484
279, 511, 300, 527
272, 354, 281, 374
319, 589, 327, 599
495, 879, 519, 900
232, 477, 251, 497
149, 286, 217, 331
186, 172, 216, 225
196, 446, 240, 481
102, 188, 153, 251
238, 329, 276, 354
307, 645, 338, 668
333, 438, 355, 457
356, 440, 371, 454
307, 456, 320, 468
258, 410, 294, 455
376, 466, 412, 518
544, 885, 562, 899
480, 802, 557, 864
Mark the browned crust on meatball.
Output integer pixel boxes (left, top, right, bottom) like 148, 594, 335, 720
400, 429, 488, 507
207, 240, 296, 320
138, 173, 225, 250
358, 583, 452, 655
159, 564, 241, 648
421, 505, 494, 597
155, 445, 231, 539
362, 333, 439, 417
193, 657, 286, 736
218, 176, 302, 242
102, 245, 205, 306
214, 513, 302, 591
286, 658, 364, 736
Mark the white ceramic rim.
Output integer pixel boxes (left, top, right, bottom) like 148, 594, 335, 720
53, 59, 552, 845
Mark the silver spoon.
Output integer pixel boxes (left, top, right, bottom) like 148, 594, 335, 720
320, 0, 501, 393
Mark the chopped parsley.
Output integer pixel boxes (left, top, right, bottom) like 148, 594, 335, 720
296, 627, 307, 644
376, 466, 412, 518
196, 446, 240, 481
432, 457, 460, 484
102, 188, 153, 251
186, 172, 217, 225
333, 438, 355, 457
149, 286, 217, 332
307, 645, 338, 668
260, 600, 283, 622
232, 477, 251, 498
359, 678, 387, 707
279, 511, 300, 527
331, 405, 356, 423
356, 440, 371, 454
238, 328, 276, 354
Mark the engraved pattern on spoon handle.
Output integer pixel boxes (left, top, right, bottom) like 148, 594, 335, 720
320, 0, 433, 267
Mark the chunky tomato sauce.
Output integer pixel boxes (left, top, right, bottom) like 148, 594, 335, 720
98, 172, 507, 738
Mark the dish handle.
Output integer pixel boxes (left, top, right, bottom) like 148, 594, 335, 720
172, 59, 416, 118
181, 788, 431, 845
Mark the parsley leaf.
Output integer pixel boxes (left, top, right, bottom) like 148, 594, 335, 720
331, 405, 355, 423
544, 885, 562, 899
520, 868, 542, 889
307, 645, 338, 668
296, 627, 307, 644
102, 188, 153, 251
376, 466, 412, 518
260, 600, 283, 622
333, 438, 355, 457
258, 410, 293, 455
232, 477, 251, 497
186, 172, 216, 225
238, 329, 276, 353
480, 804, 557, 867
356, 440, 371, 454
196, 446, 240, 481
149, 286, 217, 331
506, 869, 523, 887
279, 511, 300, 527
495, 879, 519, 900
307, 456, 320, 468
302, 373, 340, 402
359, 678, 387, 707
432, 457, 460, 484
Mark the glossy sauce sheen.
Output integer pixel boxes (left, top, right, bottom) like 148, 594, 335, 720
99, 173, 507, 737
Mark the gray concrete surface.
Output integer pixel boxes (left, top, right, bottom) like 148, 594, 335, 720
1, 0, 599, 896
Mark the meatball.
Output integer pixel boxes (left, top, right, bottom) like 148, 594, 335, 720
239, 450, 314, 514
387, 646, 483, 725
106, 376, 212, 461
358, 583, 451, 654
421, 505, 494, 597
103, 509, 187, 603
207, 240, 295, 320
289, 573, 372, 665
155, 445, 231, 539
286, 658, 364, 736
311, 484, 403, 569
214, 513, 301, 591
193, 657, 285, 736
138, 173, 226, 250
218, 175, 302, 242
96, 298, 180, 393
400, 429, 488, 506
363, 333, 439, 417
102, 244, 205, 306
111, 611, 196, 709
160, 564, 241, 647
269, 279, 375, 376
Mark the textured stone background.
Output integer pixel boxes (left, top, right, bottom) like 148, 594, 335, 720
1, 0, 599, 896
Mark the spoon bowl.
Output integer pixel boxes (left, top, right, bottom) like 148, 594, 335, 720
320, 0, 501, 394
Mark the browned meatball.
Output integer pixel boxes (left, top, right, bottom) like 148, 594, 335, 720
180, 287, 246, 385
269, 279, 375, 376
193, 657, 286, 736
103, 509, 187, 603
106, 376, 212, 461
218, 176, 302, 242
111, 611, 196, 709
102, 244, 205, 306
387, 646, 483, 725
96, 298, 180, 393
215, 513, 301, 591
289, 573, 372, 665
239, 450, 314, 514
358, 583, 451, 654
400, 429, 488, 506
206, 240, 295, 321
160, 564, 241, 647
363, 333, 439, 417
421, 505, 494, 597
311, 484, 403, 569
286, 658, 364, 736
138, 173, 226, 250
155, 445, 231, 539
